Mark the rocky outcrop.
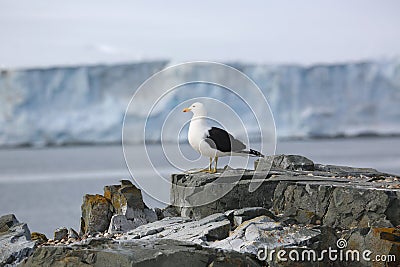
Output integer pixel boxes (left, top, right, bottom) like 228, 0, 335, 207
80, 180, 157, 236
20, 207, 322, 266
0, 215, 18, 233
9, 155, 400, 266
258, 154, 315, 171
225, 207, 277, 227
171, 155, 400, 228
0, 214, 35, 266
53, 227, 68, 241
68, 228, 80, 240
80, 194, 113, 235
168, 155, 400, 266
124, 213, 231, 245
21, 238, 260, 267
104, 180, 146, 211
344, 227, 400, 266
31, 232, 47, 245
210, 215, 320, 255
121, 210, 321, 259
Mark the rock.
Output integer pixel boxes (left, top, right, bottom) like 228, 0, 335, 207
127, 208, 157, 227
0, 214, 18, 233
144, 208, 158, 222
0, 214, 35, 266
323, 187, 392, 229
211, 215, 320, 256
80, 194, 113, 235
255, 154, 315, 171
104, 180, 157, 230
164, 214, 230, 244
67, 228, 79, 240
125, 213, 231, 245
126, 217, 191, 239
273, 182, 394, 228
31, 232, 47, 244
120, 179, 133, 186
344, 227, 400, 266
21, 238, 261, 266
17, 155, 400, 266
169, 155, 400, 265
104, 180, 146, 213
160, 205, 181, 218
154, 207, 164, 220
108, 214, 135, 234
54, 227, 68, 241
273, 182, 331, 225
225, 207, 276, 227
171, 169, 279, 219
172, 159, 400, 230
386, 191, 400, 226
314, 164, 380, 176
205, 220, 231, 241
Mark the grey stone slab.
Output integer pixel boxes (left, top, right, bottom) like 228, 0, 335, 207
20, 238, 261, 267
0, 215, 35, 266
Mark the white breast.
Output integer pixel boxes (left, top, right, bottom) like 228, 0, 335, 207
188, 120, 206, 153
188, 118, 222, 158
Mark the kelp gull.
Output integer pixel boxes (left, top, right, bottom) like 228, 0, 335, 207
183, 102, 264, 173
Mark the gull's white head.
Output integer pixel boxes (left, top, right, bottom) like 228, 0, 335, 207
182, 102, 207, 117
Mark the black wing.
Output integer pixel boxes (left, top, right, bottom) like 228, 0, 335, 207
205, 127, 246, 152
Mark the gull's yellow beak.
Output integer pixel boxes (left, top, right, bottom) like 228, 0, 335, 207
182, 107, 191, 112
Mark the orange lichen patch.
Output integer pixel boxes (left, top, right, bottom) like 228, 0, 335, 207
84, 194, 110, 206
372, 228, 400, 244
103, 191, 112, 200
104, 185, 121, 201
103, 182, 146, 212
80, 194, 113, 235
31, 232, 48, 244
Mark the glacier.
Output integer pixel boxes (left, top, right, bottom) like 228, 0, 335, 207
0, 60, 399, 147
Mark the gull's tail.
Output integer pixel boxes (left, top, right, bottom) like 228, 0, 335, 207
235, 149, 264, 157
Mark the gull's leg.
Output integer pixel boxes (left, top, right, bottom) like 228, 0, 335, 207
213, 156, 218, 173
200, 157, 213, 173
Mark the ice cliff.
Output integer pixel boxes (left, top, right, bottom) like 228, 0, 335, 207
0, 60, 399, 147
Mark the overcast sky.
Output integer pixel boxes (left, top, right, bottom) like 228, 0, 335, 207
1, 0, 400, 68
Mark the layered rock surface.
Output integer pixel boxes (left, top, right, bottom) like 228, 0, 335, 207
168, 155, 400, 266
21, 238, 259, 267
80, 180, 157, 236
0, 214, 35, 266
171, 154, 400, 229
4, 155, 400, 266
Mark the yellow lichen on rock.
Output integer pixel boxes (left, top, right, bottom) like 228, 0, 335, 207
31, 232, 48, 244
